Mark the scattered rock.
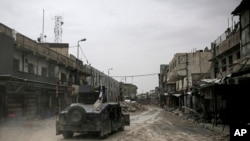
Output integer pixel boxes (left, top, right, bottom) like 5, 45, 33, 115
120, 101, 146, 112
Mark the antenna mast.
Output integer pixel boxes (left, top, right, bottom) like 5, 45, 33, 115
38, 9, 46, 43
54, 15, 63, 43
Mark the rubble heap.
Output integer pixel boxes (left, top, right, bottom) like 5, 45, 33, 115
120, 101, 146, 112
149, 94, 159, 105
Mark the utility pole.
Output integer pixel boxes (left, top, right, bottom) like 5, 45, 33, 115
184, 53, 189, 108
186, 53, 189, 91
107, 68, 113, 102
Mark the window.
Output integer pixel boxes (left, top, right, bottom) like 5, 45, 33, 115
241, 10, 249, 29
28, 63, 34, 74
48, 65, 54, 78
41, 67, 47, 77
13, 58, 20, 72
61, 73, 67, 84
242, 27, 250, 45
237, 51, 241, 59
222, 58, 227, 72
229, 55, 233, 68
214, 61, 219, 75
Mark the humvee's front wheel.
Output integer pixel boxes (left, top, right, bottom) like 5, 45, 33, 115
62, 131, 73, 139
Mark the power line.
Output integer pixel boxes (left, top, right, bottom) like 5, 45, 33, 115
111, 73, 158, 78
88, 73, 158, 78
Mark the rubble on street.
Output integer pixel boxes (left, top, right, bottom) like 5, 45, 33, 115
148, 94, 160, 105
120, 101, 147, 112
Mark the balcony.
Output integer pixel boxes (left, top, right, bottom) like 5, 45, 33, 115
215, 31, 240, 56
15, 33, 91, 75
0, 23, 91, 76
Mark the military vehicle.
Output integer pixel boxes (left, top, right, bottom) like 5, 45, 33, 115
56, 85, 130, 139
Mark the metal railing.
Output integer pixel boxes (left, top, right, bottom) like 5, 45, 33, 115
213, 22, 240, 47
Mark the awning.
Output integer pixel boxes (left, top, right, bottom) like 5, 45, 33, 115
172, 94, 181, 97
164, 93, 168, 96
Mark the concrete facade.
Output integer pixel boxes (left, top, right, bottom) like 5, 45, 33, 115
211, 23, 241, 78
0, 23, 121, 122
120, 83, 137, 100
168, 49, 212, 92
86, 66, 120, 102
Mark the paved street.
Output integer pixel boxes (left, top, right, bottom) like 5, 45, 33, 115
0, 105, 228, 141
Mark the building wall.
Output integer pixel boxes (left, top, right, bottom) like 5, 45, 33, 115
0, 33, 14, 75
12, 48, 75, 85
121, 83, 137, 100
168, 50, 212, 91
159, 64, 169, 96
41, 43, 69, 57
212, 26, 241, 78
86, 67, 120, 102
241, 9, 250, 57
0, 23, 93, 122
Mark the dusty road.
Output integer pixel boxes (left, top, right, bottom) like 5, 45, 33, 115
0, 105, 228, 141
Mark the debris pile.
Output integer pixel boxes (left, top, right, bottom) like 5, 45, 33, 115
149, 94, 159, 105
120, 101, 146, 112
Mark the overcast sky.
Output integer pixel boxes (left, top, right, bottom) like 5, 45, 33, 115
0, 0, 241, 93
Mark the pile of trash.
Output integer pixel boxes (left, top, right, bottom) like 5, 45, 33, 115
120, 101, 146, 112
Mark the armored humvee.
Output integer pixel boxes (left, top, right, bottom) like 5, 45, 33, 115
56, 86, 130, 139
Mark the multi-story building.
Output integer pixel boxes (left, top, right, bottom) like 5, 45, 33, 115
120, 83, 137, 100
158, 64, 168, 94
232, 0, 250, 59
0, 23, 91, 122
158, 64, 169, 106
231, 0, 250, 77
167, 49, 212, 109
190, 0, 250, 125
211, 22, 240, 79
86, 66, 120, 102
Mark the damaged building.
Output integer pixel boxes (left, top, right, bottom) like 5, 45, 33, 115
164, 49, 212, 110
159, 0, 250, 126
0, 23, 92, 122
0, 22, 132, 123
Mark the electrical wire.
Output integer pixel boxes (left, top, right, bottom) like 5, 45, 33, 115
89, 73, 159, 78
111, 73, 158, 78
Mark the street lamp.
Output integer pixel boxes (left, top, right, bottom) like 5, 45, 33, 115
77, 38, 87, 60
76, 38, 86, 84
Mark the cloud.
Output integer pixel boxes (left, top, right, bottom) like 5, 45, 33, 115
0, 0, 241, 92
